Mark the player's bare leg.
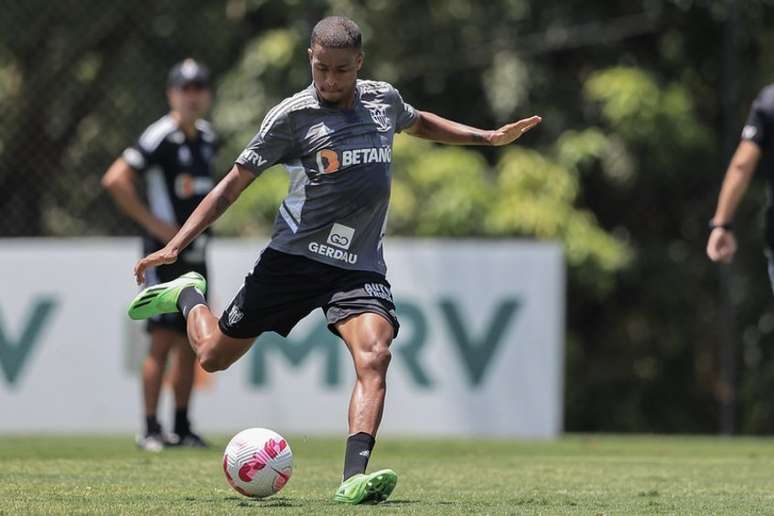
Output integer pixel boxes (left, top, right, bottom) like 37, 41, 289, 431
333, 312, 397, 504
185, 304, 253, 372
143, 329, 175, 418
337, 313, 393, 435
140, 328, 176, 451
128, 272, 254, 373
166, 334, 208, 447
170, 335, 195, 409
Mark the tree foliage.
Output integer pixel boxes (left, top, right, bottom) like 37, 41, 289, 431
4, 0, 774, 433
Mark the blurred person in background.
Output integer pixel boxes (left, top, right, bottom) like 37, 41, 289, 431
707, 86, 774, 270
102, 58, 217, 451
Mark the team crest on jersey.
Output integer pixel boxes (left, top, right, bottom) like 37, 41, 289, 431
200, 144, 213, 162
178, 145, 193, 166
361, 98, 391, 132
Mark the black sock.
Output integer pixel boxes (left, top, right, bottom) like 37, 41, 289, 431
177, 286, 206, 319
174, 406, 190, 436
145, 415, 161, 435
343, 432, 375, 480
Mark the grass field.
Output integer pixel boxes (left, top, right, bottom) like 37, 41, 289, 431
1, 434, 773, 515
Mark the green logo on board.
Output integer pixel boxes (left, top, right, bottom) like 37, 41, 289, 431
0, 297, 58, 386
248, 298, 520, 388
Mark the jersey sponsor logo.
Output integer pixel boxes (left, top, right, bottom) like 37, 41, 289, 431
742, 125, 758, 140
327, 223, 355, 250
238, 149, 268, 169
361, 98, 392, 132
316, 149, 340, 174
315, 147, 391, 174
175, 174, 213, 199
308, 242, 358, 264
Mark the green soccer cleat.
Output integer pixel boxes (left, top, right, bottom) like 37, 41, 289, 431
333, 469, 397, 505
128, 271, 206, 320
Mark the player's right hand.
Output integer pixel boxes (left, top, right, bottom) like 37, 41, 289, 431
133, 247, 179, 285
706, 228, 737, 264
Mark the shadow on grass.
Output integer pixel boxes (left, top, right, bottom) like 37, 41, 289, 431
223, 496, 300, 508
380, 500, 420, 505
213, 496, 421, 508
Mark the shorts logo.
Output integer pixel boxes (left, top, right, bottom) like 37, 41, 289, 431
327, 223, 355, 250
228, 305, 244, 326
364, 283, 393, 302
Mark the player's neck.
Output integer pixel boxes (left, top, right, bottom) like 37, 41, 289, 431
338, 88, 357, 110
170, 111, 198, 139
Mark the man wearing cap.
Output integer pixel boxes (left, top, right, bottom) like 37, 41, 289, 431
102, 58, 217, 451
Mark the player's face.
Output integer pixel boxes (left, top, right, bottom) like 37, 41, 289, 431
167, 83, 212, 123
308, 44, 363, 106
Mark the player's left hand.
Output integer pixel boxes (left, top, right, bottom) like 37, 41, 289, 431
488, 116, 542, 146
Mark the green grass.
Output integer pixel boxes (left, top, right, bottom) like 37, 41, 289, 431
1, 434, 773, 515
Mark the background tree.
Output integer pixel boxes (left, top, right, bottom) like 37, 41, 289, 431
3, 0, 774, 433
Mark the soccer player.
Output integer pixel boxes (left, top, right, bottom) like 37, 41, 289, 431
128, 17, 540, 501
707, 85, 774, 267
102, 59, 217, 451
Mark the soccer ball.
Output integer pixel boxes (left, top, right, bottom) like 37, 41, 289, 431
223, 428, 293, 498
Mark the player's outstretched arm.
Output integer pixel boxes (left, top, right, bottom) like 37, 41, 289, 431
133, 164, 256, 284
707, 140, 761, 264
404, 111, 541, 146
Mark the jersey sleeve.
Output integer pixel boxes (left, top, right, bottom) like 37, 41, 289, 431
121, 134, 162, 173
742, 86, 774, 148
235, 108, 296, 176
390, 86, 419, 133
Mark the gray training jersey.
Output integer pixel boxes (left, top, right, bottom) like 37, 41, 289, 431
235, 80, 418, 275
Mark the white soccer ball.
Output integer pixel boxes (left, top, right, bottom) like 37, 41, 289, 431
223, 428, 293, 498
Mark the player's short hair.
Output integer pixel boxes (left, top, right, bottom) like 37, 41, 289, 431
310, 16, 362, 51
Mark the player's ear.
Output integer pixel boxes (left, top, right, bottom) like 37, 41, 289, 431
355, 51, 364, 71
307, 47, 313, 63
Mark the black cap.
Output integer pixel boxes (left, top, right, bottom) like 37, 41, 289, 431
167, 58, 210, 89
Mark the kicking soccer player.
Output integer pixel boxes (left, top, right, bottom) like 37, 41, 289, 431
128, 17, 540, 501
103, 59, 217, 451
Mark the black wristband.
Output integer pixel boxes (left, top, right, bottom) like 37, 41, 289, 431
709, 220, 733, 232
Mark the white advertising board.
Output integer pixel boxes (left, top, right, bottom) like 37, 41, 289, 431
0, 239, 563, 437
